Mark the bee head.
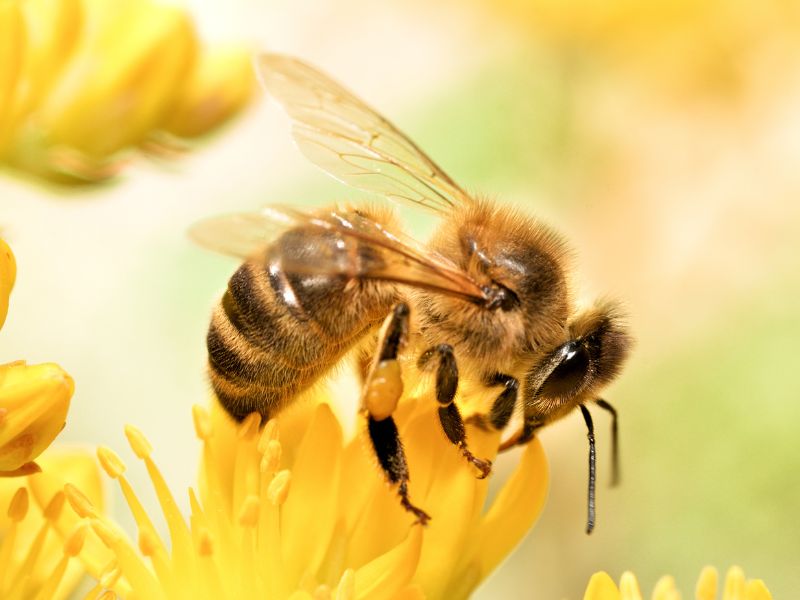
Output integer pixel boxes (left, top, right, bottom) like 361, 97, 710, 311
524, 301, 632, 416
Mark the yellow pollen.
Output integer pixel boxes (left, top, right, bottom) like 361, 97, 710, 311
43, 490, 66, 521
8, 486, 29, 521
267, 469, 291, 506
64, 522, 89, 556
64, 483, 97, 518
260, 439, 282, 473
192, 404, 213, 440
363, 360, 403, 421
257, 419, 279, 453
238, 494, 261, 527
98, 446, 127, 478
124, 424, 153, 459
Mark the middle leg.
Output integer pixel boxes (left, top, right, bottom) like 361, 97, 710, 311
418, 344, 492, 479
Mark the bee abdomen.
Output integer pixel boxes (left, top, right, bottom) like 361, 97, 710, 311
208, 239, 395, 421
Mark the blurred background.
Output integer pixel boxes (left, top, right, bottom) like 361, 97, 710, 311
2, 0, 799, 597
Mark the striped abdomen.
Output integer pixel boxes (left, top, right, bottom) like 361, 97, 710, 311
207, 226, 397, 421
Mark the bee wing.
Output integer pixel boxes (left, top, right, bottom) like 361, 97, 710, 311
255, 53, 472, 214
190, 205, 488, 303
188, 210, 290, 259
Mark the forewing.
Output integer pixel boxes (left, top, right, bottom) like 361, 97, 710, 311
190, 205, 487, 303
255, 53, 472, 214
188, 209, 294, 259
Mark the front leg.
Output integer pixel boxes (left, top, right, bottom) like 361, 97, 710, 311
418, 345, 492, 479
362, 303, 430, 525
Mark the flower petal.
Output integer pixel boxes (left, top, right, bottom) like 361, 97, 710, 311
696, 566, 718, 600
280, 403, 343, 587
0, 362, 73, 473
651, 575, 680, 600
744, 580, 772, 600
620, 571, 643, 600
0, 239, 16, 329
160, 45, 256, 139
468, 437, 548, 582
353, 525, 423, 600
584, 572, 621, 600
723, 566, 746, 600
0, 1, 25, 153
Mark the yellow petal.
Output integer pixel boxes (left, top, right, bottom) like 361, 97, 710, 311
160, 45, 256, 139
353, 525, 423, 600
0, 238, 16, 329
620, 571, 643, 600
723, 566, 746, 600
470, 436, 548, 581
0, 362, 73, 472
41, 0, 198, 164
744, 579, 772, 600
0, 0, 26, 153
696, 566, 718, 600
652, 575, 680, 600
14, 0, 84, 118
584, 572, 621, 600
280, 403, 343, 586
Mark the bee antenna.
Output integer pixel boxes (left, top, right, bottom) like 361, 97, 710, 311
595, 398, 619, 486
579, 404, 596, 534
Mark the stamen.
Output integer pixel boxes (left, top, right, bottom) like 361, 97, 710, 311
267, 470, 291, 506
238, 494, 260, 528
64, 483, 97, 518
43, 491, 66, 521
258, 419, 279, 453
98, 446, 127, 479
8, 487, 29, 521
238, 412, 261, 440
124, 425, 153, 459
260, 439, 282, 474
65, 522, 89, 556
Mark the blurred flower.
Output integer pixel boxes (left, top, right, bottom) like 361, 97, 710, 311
0, 239, 15, 329
0, 0, 255, 184
584, 566, 773, 600
483, 0, 800, 101
64, 390, 548, 599
0, 238, 73, 476
0, 449, 107, 600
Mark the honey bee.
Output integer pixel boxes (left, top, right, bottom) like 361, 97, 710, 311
191, 54, 632, 531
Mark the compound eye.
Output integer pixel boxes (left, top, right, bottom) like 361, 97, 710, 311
539, 344, 590, 398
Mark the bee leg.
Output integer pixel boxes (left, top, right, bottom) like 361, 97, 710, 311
594, 398, 619, 486
467, 372, 520, 431
418, 345, 493, 479
579, 404, 597, 534
497, 418, 541, 452
362, 303, 430, 525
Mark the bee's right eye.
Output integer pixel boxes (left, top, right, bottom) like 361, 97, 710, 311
538, 343, 590, 399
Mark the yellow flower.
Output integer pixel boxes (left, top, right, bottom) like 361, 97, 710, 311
1, 238, 73, 476
64, 386, 548, 599
0, 0, 255, 184
584, 566, 773, 600
0, 448, 108, 600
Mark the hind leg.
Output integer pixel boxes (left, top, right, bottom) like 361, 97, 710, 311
361, 303, 430, 525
